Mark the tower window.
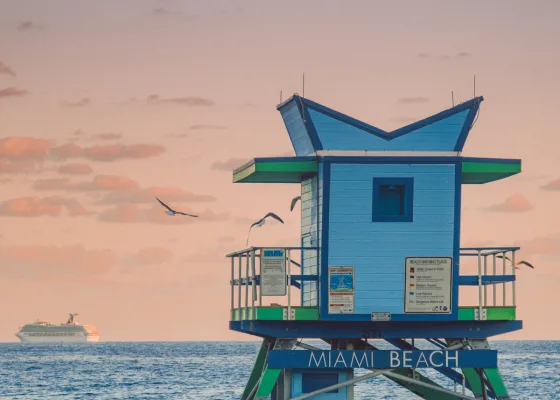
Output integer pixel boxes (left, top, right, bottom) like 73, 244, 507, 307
372, 177, 414, 222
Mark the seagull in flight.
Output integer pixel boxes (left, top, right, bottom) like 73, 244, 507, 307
246, 212, 284, 246
155, 197, 198, 217
496, 255, 535, 269
290, 195, 301, 212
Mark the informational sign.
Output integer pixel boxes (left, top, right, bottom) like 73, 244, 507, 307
328, 266, 354, 314
267, 349, 498, 369
371, 312, 391, 321
260, 249, 286, 296
404, 257, 452, 313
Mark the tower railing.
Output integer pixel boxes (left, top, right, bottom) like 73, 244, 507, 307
226, 246, 319, 321
459, 247, 520, 320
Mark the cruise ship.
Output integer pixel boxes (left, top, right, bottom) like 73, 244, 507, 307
15, 313, 100, 343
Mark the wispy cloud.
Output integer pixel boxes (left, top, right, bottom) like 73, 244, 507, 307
541, 178, 560, 191
146, 94, 215, 107
485, 194, 534, 213
0, 87, 29, 98
0, 61, 16, 77
57, 163, 94, 175
416, 52, 473, 61
0, 196, 93, 217
49, 142, 165, 162
98, 204, 229, 225
189, 124, 226, 130
397, 97, 429, 104
211, 158, 250, 171
0, 137, 53, 159
17, 21, 45, 32
60, 98, 91, 108
123, 246, 173, 267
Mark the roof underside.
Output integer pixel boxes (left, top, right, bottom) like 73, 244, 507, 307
232, 157, 521, 184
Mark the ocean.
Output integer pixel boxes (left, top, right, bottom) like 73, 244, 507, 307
0, 341, 557, 399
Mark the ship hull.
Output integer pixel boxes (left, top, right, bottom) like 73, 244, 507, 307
16, 333, 100, 343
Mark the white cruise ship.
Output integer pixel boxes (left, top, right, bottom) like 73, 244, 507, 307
15, 313, 100, 343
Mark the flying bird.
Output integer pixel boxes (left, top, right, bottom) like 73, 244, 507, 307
290, 195, 301, 212
496, 255, 535, 269
155, 197, 198, 217
246, 212, 284, 246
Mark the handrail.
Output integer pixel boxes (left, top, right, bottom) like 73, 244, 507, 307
226, 246, 318, 258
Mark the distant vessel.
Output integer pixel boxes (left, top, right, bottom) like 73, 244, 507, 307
15, 313, 100, 343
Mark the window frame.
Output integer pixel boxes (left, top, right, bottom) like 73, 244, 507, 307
372, 177, 414, 222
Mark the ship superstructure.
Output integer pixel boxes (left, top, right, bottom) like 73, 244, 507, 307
15, 313, 100, 343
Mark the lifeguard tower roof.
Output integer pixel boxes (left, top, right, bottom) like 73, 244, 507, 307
233, 94, 520, 185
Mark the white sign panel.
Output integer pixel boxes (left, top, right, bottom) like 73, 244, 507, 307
328, 266, 354, 314
404, 257, 452, 314
260, 249, 286, 296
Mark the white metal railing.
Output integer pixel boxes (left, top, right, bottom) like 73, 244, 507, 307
226, 246, 318, 321
459, 247, 520, 319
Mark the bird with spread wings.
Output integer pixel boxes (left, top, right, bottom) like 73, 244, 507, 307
496, 255, 535, 269
290, 195, 301, 212
246, 212, 284, 246
155, 197, 199, 217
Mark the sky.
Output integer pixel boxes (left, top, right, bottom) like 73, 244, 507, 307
0, 0, 559, 341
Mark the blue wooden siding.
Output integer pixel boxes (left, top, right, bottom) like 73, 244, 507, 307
327, 163, 456, 316
279, 101, 315, 156
307, 109, 469, 152
301, 176, 318, 306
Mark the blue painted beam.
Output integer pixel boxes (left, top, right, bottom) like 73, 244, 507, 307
458, 275, 516, 286
230, 320, 523, 339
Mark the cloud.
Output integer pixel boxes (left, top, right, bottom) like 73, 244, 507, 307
211, 158, 250, 171
57, 163, 94, 175
90, 132, 122, 141
189, 125, 226, 130
98, 204, 229, 224
0, 244, 116, 281
0, 159, 37, 174
146, 94, 215, 107
98, 186, 216, 204
49, 142, 165, 161
60, 98, 91, 108
125, 246, 173, 266
0, 61, 16, 77
0, 87, 29, 98
17, 21, 44, 32
0, 136, 53, 159
541, 178, 560, 191
397, 97, 430, 104
516, 235, 560, 257
0, 196, 92, 217
389, 116, 417, 124
33, 175, 139, 192
485, 194, 533, 213
416, 52, 473, 61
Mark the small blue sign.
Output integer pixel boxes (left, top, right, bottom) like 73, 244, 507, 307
267, 350, 498, 369
263, 250, 284, 257
329, 273, 353, 291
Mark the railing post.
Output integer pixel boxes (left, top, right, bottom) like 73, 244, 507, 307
251, 249, 256, 317
477, 250, 482, 319
287, 249, 292, 321
230, 257, 234, 319
502, 251, 507, 306
511, 249, 516, 307
492, 254, 497, 306
258, 249, 263, 307
483, 254, 488, 307
238, 255, 242, 321
245, 251, 249, 319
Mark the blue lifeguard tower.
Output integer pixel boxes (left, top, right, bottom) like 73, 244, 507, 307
227, 93, 522, 399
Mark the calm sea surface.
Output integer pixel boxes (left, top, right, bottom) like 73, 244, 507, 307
0, 341, 557, 399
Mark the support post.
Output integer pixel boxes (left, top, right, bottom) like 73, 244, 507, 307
230, 257, 235, 318
477, 250, 482, 319
492, 254, 497, 306
245, 252, 249, 319
511, 250, 516, 307
502, 251, 507, 306
287, 249, 291, 321
238, 255, 242, 320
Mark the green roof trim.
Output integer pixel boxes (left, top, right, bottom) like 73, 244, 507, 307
461, 160, 521, 184
233, 158, 318, 183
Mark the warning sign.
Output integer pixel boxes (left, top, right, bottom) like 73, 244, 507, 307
328, 266, 354, 314
404, 257, 452, 314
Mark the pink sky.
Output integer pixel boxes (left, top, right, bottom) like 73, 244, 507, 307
0, 0, 559, 341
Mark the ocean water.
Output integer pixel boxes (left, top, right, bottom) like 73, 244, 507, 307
0, 341, 557, 399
